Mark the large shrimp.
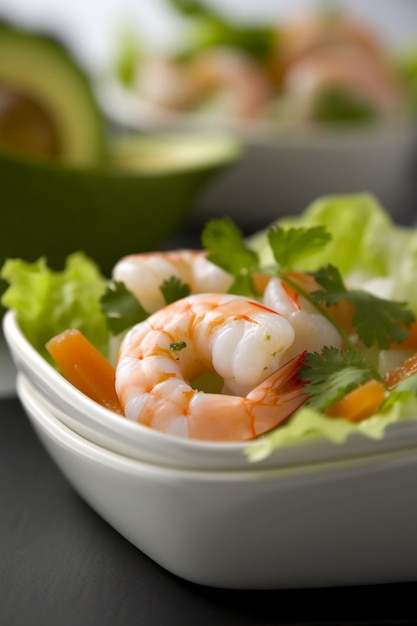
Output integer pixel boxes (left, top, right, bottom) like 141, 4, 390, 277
115, 293, 307, 442
263, 273, 344, 359
112, 250, 233, 313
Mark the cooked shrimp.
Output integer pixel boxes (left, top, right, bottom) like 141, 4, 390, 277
271, 11, 404, 119
137, 48, 272, 119
185, 47, 272, 119
115, 293, 307, 441
282, 48, 403, 119
112, 250, 233, 313
136, 56, 198, 111
263, 274, 343, 358
275, 11, 388, 74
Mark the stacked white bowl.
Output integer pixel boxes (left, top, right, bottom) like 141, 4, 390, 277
5, 310, 417, 589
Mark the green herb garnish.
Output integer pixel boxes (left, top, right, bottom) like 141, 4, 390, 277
100, 275, 191, 335
299, 347, 377, 411
160, 276, 191, 304
202, 217, 259, 296
268, 224, 332, 270
311, 264, 414, 348
100, 280, 149, 335
170, 341, 187, 352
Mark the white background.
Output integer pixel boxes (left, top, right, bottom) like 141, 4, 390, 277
0, 0, 416, 73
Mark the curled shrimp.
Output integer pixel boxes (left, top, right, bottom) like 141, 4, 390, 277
112, 249, 233, 313
263, 273, 343, 358
115, 293, 307, 442
271, 11, 404, 120
137, 48, 272, 119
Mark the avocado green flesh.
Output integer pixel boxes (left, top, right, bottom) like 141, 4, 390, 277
0, 23, 105, 165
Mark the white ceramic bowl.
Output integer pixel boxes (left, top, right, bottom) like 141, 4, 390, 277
17, 370, 417, 589
196, 121, 417, 227
5, 309, 417, 472
99, 84, 417, 225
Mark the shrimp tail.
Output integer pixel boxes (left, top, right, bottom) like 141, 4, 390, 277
247, 352, 308, 436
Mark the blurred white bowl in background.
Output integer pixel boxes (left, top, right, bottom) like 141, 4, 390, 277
195, 121, 417, 228
98, 81, 417, 227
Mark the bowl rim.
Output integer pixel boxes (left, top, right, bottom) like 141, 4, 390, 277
19, 369, 417, 484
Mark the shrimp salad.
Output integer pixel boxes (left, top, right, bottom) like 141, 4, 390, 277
4, 194, 417, 457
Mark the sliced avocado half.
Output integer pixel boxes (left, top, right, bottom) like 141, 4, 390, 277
0, 22, 105, 165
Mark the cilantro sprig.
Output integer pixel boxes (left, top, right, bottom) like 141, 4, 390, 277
268, 224, 332, 270
202, 217, 259, 295
311, 264, 414, 349
160, 276, 191, 304
100, 281, 149, 335
299, 347, 377, 411
100, 276, 190, 335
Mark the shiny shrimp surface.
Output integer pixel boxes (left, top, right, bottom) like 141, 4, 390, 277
112, 250, 233, 313
115, 293, 307, 442
263, 275, 343, 358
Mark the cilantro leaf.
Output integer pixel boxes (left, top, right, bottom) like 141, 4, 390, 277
160, 276, 190, 305
268, 225, 331, 269
349, 292, 414, 348
202, 217, 259, 273
310, 263, 345, 293
100, 281, 149, 335
201, 217, 259, 295
101, 275, 191, 335
170, 341, 187, 351
299, 346, 376, 411
311, 265, 415, 348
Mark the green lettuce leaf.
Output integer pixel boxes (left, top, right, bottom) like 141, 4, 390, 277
250, 193, 417, 313
1, 253, 109, 362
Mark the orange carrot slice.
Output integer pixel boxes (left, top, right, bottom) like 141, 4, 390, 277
325, 379, 387, 422
384, 351, 417, 389
46, 329, 123, 414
